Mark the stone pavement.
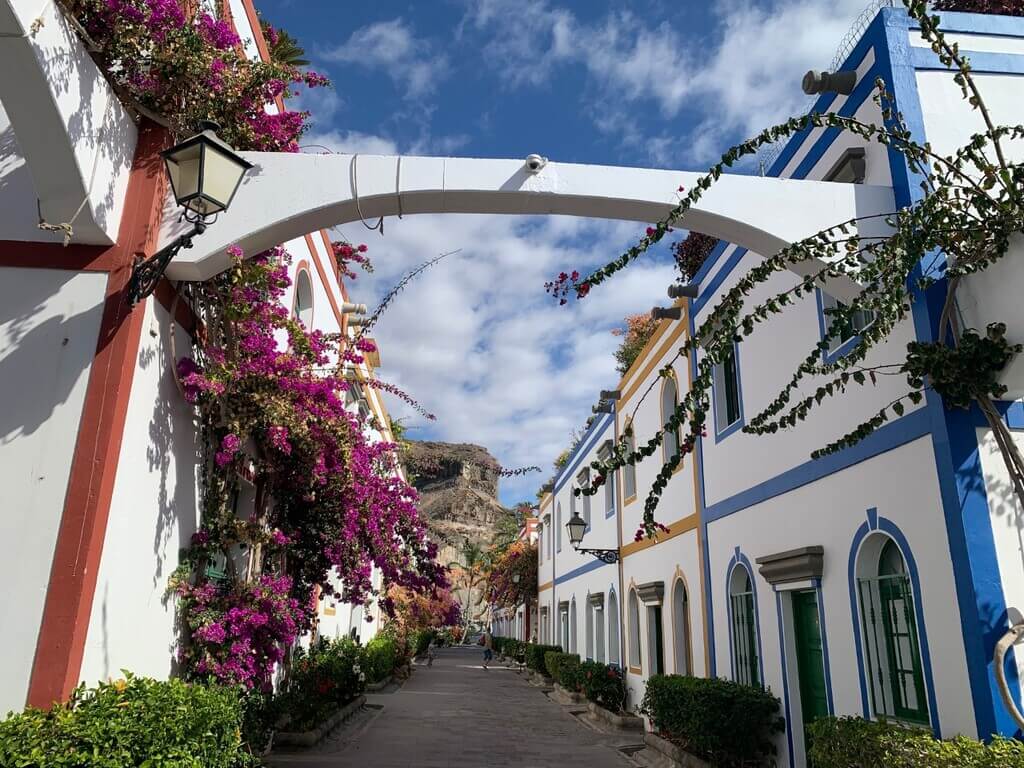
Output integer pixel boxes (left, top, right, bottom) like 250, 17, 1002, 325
268, 646, 635, 768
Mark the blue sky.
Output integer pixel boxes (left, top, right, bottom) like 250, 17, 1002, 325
258, 0, 877, 505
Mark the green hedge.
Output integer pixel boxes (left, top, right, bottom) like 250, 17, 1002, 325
413, 629, 435, 656
504, 639, 526, 661
544, 651, 580, 685
579, 661, 627, 713
641, 675, 784, 766
524, 643, 562, 672
363, 632, 398, 683
0, 674, 256, 768
808, 716, 1024, 767
275, 637, 365, 731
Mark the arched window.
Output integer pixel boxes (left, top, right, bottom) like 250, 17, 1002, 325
672, 578, 691, 675
623, 428, 637, 501
729, 565, 760, 686
293, 268, 314, 328
556, 502, 562, 552
661, 373, 680, 463
856, 535, 929, 724
570, 598, 578, 653
585, 598, 594, 660
628, 589, 642, 669
596, 600, 606, 663
608, 590, 621, 667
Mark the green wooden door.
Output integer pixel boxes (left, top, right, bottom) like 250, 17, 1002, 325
792, 591, 829, 735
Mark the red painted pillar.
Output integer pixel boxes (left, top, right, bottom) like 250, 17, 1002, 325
26, 122, 169, 709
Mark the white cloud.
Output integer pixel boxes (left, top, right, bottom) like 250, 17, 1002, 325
460, 0, 873, 165
331, 204, 674, 505
320, 18, 450, 99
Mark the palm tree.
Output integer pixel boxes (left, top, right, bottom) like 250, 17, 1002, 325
449, 540, 487, 644
260, 21, 310, 68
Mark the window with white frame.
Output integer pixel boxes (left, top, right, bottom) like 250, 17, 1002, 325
821, 292, 875, 355
556, 502, 562, 551
596, 603, 606, 663
713, 343, 742, 432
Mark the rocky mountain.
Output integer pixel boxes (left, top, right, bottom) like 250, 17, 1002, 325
403, 441, 513, 625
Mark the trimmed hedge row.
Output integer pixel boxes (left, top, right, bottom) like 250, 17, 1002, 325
525, 643, 563, 673
808, 716, 1024, 767
579, 661, 627, 713
641, 674, 784, 767
363, 632, 398, 683
275, 637, 366, 732
544, 651, 581, 686
0, 674, 257, 768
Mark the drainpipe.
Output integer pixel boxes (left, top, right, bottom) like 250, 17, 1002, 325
613, 402, 628, 679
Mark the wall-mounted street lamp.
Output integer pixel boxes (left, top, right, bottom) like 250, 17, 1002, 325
566, 511, 619, 564
127, 121, 253, 305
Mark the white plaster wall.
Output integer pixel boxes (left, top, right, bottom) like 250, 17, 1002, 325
916, 69, 1024, 400
0, 266, 107, 715
976, 427, 1024, 695
79, 298, 200, 686
620, 529, 705, 714
707, 435, 975, 764
617, 322, 696, 542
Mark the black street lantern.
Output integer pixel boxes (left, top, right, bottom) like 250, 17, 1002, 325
567, 510, 619, 564
566, 511, 587, 548
163, 121, 253, 217
127, 121, 253, 305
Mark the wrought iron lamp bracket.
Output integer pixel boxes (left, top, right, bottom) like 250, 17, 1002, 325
574, 546, 620, 564
126, 219, 207, 305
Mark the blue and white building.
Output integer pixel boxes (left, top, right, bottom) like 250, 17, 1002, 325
538, 6, 1024, 766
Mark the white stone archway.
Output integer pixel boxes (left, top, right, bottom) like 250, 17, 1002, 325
159, 152, 895, 303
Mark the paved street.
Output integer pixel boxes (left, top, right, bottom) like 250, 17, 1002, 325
269, 646, 635, 768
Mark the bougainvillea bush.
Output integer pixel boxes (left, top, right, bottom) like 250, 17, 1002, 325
172, 245, 446, 691
611, 313, 659, 376
486, 540, 538, 608
273, 638, 365, 732
383, 582, 463, 660
59, 0, 329, 150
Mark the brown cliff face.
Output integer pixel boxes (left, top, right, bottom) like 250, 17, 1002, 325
403, 441, 513, 624
404, 441, 510, 554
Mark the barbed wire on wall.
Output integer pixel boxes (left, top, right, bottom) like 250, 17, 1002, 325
755, 0, 897, 174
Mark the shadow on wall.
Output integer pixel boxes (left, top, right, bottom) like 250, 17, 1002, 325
146, 305, 200, 597
0, 284, 105, 444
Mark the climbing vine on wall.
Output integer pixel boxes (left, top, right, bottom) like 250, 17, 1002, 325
547, 1, 1024, 537
170, 246, 447, 690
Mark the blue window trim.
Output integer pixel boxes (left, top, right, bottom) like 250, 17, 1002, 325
814, 288, 872, 365
726, 549, 764, 688
847, 508, 939, 736
711, 339, 745, 443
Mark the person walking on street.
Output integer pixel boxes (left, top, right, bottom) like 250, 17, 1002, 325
482, 629, 493, 669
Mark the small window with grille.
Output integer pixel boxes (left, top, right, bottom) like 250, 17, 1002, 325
729, 566, 760, 687
857, 539, 929, 724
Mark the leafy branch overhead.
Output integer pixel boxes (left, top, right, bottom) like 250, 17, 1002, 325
548, 0, 1024, 537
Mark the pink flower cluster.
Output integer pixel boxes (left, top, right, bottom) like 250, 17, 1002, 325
332, 240, 372, 280
175, 244, 446, 682
544, 270, 590, 305
179, 574, 308, 690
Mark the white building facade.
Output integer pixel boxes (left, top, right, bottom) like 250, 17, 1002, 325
537, 8, 1024, 767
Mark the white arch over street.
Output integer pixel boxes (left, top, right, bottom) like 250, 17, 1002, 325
159, 152, 894, 302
